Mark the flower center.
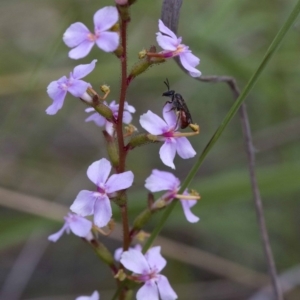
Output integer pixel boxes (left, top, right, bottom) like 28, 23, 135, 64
162, 124, 176, 138
88, 32, 97, 42
139, 270, 158, 282
173, 44, 187, 56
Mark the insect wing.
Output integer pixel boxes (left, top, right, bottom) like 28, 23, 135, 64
174, 94, 193, 128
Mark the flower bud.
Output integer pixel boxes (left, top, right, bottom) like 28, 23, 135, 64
90, 239, 114, 266
93, 102, 114, 120
127, 59, 152, 83
126, 133, 158, 150
115, 0, 128, 5
116, 3, 130, 22
138, 49, 147, 59
114, 269, 127, 281
100, 84, 110, 95
132, 208, 152, 231
114, 45, 124, 58
114, 191, 128, 206
103, 131, 119, 167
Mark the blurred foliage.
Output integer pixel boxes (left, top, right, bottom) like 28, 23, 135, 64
0, 0, 300, 299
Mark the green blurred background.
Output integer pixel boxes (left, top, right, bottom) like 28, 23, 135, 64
0, 0, 299, 299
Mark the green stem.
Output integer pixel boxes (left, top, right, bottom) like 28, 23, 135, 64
143, 0, 300, 253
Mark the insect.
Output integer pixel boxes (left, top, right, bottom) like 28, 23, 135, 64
162, 79, 193, 129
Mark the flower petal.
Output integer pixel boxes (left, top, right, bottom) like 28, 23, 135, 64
120, 249, 151, 274
105, 121, 115, 136
69, 215, 93, 237
136, 281, 159, 300
46, 79, 67, 115
76, 290, 100, 300
90, 291, 100, 300
180, 199, 200, 223
124, 102, 136, 113
114, 247, 123, 262
122, 111, 132, 124
68, 40, 95, 59
140, 111, 166, 135
179, 52, 201, 77
157, 275, 178, 300
162, 103, 177, 128
175, 137, 196, 159
145, 246, 166, 272
93, 6, 119, 32
87, 158, 112, 186
85, 112, 106, 127
156, 34, 178, 51
106, 171, 134, 193
93, 195, 112, 228
72, 60, 97, 79
158, 20, 177, 41
159, 141, 176, 169
96, 31, 119, 52
114, 245, 142, 262
63, 22, 90, 47
67, 79, 89, 98
145, 169, 179, 192
70, 190, 96, 216
48, 224, 68, 242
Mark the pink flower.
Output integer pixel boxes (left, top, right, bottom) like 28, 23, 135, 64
156, 20, 201, 77
85, 100, 135, 135
46, 60, 96, 115
63, 6, 119, 59
139, 103, 196, 169
70, 158, 134, 228
75, 290, 99, 300
48, 213, 92, 242
120, 247, 177, 300
145, 169, 200, 223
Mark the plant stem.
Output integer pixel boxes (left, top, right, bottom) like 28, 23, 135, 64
117, 19, 130, 259
120, 204, 130, 251
116, 19, 128, 174
239, 103, 283, 300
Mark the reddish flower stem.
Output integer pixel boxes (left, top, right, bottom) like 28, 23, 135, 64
116, 19, 130, 254
116, 20, 128, 175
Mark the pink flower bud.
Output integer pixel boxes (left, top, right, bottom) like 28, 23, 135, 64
115, 0, 128, 4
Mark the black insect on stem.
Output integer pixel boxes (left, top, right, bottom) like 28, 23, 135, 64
162, 79, 193, 129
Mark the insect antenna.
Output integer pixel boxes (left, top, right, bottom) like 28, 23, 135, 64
164, 78, 170, 91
